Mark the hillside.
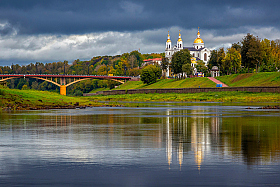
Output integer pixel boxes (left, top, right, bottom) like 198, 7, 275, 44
114, 77, 216, 90
0, 87, 105, 110
216, 72, 280, 87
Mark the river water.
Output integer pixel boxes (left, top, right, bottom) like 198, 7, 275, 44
0, 103, 280, 186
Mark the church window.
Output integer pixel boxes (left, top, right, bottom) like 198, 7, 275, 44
169, 52, 170, 55
198, 53, 199, 57
197, 46, 198, 49
204, 53, 207, 61
169, 44, 171, 49
193, 53, 194, 57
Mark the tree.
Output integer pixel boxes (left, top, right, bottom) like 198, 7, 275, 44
195, 60, 208, 75
97, 65, 107, 75
241, 33, 263, 73
224, 47, 241, 74
217, 48, 226, 75
31, 81, 39, 90
129, 68, 141, 76
208, 50, 218, 71
130, 50, 144, 67
140, 65, 161, 84
22, 85, 29, 90
182, 63, 193, 77
161, 57, 169, 78
171, 49, 191, 78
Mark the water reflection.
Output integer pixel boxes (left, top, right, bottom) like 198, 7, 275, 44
0, 105, 280, 185
162, 106, 280, 170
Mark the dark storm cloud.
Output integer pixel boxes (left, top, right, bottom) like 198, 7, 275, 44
0, 0, 279, 35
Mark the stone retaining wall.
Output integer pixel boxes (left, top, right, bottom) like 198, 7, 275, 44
83, 86, 280, 96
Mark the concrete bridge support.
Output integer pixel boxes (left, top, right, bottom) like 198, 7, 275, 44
60, 85, 66, 95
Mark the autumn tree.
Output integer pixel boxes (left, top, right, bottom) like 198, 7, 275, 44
224, 47, 241, 74
129, 68, 141, 76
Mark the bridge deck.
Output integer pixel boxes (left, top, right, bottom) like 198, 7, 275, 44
0, 74, 132, 80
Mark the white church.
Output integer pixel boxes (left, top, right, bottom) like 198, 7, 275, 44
165, 28, 211, 77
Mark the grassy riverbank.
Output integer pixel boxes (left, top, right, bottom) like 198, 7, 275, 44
0, 87, 109, 110
114, 77, 216, 90
88, 91, 280, 103
216, 72, 280, 87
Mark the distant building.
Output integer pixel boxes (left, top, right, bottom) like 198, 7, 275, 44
142, 58, 162, 67
165, 28, 211, 77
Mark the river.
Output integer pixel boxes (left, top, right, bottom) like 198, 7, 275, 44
0, 102, 280, 186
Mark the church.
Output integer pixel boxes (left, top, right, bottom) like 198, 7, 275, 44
165, 28, 211, 76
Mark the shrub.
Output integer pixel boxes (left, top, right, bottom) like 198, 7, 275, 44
140, 65, 161, 84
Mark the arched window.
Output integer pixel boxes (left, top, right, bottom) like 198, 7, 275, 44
169, 52, 170, 55
197, 46, 198, 49
198, 53, 199, 57
169, 45, 171, 49
193, 53, 195, 57
204, 53, 207, 61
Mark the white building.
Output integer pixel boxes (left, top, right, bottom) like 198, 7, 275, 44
165, 28, 211, 76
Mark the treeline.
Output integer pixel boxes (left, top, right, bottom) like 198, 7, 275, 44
208, 33, 280, 75
0, 51, 163, 95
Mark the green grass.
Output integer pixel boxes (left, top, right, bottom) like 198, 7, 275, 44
0, 87, 103, 110
216, 72, 280, 87
89, 87, 110, 93
115, 77, 216, 90
88, 91, 280, 103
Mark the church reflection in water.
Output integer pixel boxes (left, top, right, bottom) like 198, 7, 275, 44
165, 108, 221, 170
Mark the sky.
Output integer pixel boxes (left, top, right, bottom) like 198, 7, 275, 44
0, 0, 280, 66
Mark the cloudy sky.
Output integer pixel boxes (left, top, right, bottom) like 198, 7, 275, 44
0, 0, 279, 65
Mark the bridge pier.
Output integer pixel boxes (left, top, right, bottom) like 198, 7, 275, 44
60, 85, 66, 95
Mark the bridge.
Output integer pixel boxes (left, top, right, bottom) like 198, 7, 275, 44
0, 74, 132, 95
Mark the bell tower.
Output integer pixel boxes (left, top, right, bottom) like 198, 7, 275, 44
177, 30, 183, 50
165, 31, 172, 58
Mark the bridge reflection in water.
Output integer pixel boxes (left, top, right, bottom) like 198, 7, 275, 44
0, 74, 132, 95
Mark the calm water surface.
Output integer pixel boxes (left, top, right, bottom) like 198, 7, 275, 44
0, 103, 280, 186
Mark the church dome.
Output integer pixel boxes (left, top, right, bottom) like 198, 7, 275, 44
177, 31, 182, 42
194, 38, 204, 43
194, 27, 204, 43
167, 31, 171, 43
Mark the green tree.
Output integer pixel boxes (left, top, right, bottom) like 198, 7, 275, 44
217, 48, 226, 75
140, 65, 161, 84
241, 33, 263, 72
195, 60, 208, 75
182, 63, 193, 77
22, 85, 29, 90
161, 57, 169, 78
31, 81, 39, 90
171, 49, 191, 78
208, 50, 218, 71
130, 50, 144, 67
